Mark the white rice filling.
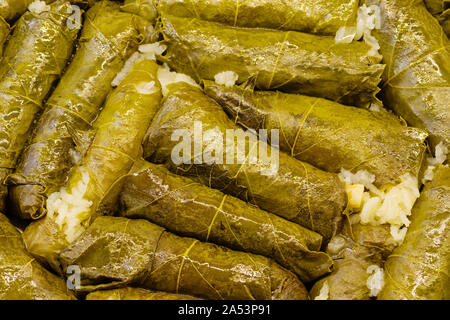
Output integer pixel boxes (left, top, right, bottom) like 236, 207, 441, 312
366, 265, 384, 297
135, 81, 157, 95
47, 167, 92, 243
339, 169, 420, 245
28, 0, 50, 14
314, 281, 329, 300
335, 4, 382, 57
214, 71, 239, 87
157, 64, 200, 96
69, 149, 82, 166
112, 42, 167, 87
422, 142, 448, 184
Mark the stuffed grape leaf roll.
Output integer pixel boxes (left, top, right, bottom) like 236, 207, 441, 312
157, 0, 359, 35
0, 213, 76, 300
118, 160, 333, 283
59, 216, 310, 300
21, 54, 163, 271
0, 0, 80, 213
6, 0, 151, 220
378, 165, 450, 300
160, 15, 385, 108
204, 82, 428, 189
368, 0, 450, 152
143, 70, 347, 241
86, 287, 200, 300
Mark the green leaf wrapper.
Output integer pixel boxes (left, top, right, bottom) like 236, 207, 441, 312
0, 0, 80, 212
157, 0, 359, 35
6, 0, 151, 220
118, 160, 333, 283
160, 14, 385, 108
379, 165, 450, 300
59, 216, 310, 300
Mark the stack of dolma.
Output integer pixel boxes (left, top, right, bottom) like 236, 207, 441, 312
6, 0, 151, 220
0, 0, 448, 302
0, 0, 80, 212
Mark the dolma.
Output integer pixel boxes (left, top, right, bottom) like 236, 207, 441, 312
204, 82, 428, 189
6, 0, 151, 220
160, 15, 385, 108
144, 78, 347, 241
310, 222, 396, 300
157, 0, 359, 35
118, 160, 333, 283
0, 0, 80, 213
0, 213, 75, 300
379, 165, 450, 300
22, 57, 163, 271
59, 216, 310, 300
369, 0, 450, 151
86, 287, 200, 300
